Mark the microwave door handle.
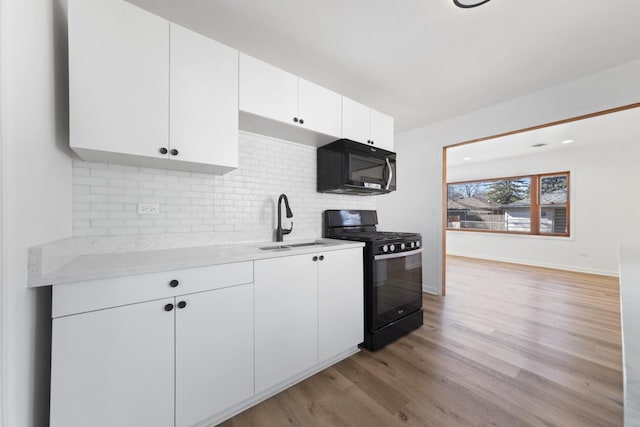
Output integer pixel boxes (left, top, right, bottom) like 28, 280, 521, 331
385, 158, 393, 190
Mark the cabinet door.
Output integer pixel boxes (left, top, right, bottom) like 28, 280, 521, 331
342, 97, 371, 144
370, 109, 395, 151
50, 298, 175, 427
298, 79, 342, 137
318, 248, 364, 361
69, 0, 169, 159
170, 24, 238, 172
175, 284, 254, 427
239, 53, 298, 124
254, 254, 319, 393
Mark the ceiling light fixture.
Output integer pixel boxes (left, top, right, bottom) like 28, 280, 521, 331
453, 0, 492, 8
561, 139, 574, 144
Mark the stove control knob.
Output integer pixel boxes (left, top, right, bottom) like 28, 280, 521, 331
410, 242, 416, 249
416, 241, 421, 248
400, 243, 406, 250
382, 245, 389, 253
389, 244, 396, 252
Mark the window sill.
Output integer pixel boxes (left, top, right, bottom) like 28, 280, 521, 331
446, 229, 573, 241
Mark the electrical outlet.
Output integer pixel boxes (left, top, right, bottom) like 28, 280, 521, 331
137, 203, 160, 215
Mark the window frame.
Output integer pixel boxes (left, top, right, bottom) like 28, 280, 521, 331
446, 171, 570, 237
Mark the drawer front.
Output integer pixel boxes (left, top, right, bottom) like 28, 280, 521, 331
53, 261, 253, 318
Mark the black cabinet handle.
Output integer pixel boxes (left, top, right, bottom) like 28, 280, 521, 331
170, 148, 179, 156
371, 140, 375, 145
169, 279, 179, 288
177, 301, 187, 309
299, 119, 304, 125
159, 147, 168, 154
164, 303, 174, 312
293, 117, 299, 123
312, 256, 318, 262
319, 255, 324, 261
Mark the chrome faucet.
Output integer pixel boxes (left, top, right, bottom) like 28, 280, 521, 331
275, 193, 293, 242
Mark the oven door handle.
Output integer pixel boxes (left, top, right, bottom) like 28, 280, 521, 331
374, 248, 422, 261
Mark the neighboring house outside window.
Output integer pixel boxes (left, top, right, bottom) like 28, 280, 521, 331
447, 172, 570, 236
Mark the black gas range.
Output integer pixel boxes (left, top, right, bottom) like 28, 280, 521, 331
324, 210, 423, 351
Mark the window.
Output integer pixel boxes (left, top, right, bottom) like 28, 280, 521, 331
447, 172, 570, 236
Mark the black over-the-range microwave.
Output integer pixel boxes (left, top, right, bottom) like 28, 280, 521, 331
317, 139, 396, 195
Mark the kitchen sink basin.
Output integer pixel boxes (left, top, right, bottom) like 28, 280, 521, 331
258, 242, 327, 250
286, 242, 326, 248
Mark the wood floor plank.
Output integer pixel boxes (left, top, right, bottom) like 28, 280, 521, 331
220, 256, 623, 427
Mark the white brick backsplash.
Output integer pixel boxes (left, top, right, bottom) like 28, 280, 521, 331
72, 132, 377, 241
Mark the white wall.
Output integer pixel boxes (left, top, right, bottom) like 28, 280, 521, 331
377, 59, 640, 294
447, 139, 639, 276
72, 132, 375, 240
1, 1, 72, 427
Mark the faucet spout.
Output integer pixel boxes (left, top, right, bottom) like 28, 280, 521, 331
276, 194, 293, 242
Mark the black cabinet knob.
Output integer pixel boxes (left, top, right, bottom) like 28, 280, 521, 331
371, 140, 375, 145
169, 279, 179, 288
164, 303, 174, 312
293, 117, 299, 123
159, 147, 168, 154
299, 119, 304, 124
312, 256, 318, 262
170, 148, 179, 156
319, 255, 324, 261
177, 301, 187, 309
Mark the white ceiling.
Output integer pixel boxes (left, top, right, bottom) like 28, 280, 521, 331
127, 0, 640, 133
447, 106, 640, 167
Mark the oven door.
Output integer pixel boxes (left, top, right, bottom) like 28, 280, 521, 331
347, 152, 396, 192
371, 248, 423, 330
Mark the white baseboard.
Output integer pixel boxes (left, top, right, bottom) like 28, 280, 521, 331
446, 251, 619, 277
422, 285, 440, 295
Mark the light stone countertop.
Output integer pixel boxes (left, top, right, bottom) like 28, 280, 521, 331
28, 233, 364, 287
620, 246, 640, 427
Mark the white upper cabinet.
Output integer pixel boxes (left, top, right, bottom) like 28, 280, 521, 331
169, 23, 239, 174
69, 0, 169, 160
239, 53, 298, 124
69, 0, 238, 174
239, 53, 342, 146
297, 78, 342, 137
370, 109, 394, 151
342, 97, 371, 143
342, 97, 395, 151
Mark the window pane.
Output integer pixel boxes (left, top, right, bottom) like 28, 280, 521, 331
447, 178, 531, 232
540, 175, 568, 234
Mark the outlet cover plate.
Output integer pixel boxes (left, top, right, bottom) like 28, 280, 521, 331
138, 203, 160, 215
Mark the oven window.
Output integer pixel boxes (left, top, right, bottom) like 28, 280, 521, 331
372, 252, 422, 329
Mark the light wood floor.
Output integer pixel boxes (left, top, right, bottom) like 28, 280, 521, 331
221, 256, 623, 426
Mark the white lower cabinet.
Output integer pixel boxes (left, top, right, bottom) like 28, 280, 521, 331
175, 284, 253, 427
50, 248, 363, 426
254, 247, 364, 393
318, 248, 364, 362
50, 263, 254, 427
50, 298, 176, 427
254, 253, 319, 393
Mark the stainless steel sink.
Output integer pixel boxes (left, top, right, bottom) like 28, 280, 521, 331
258, 242, 327, 250
285, 242, 326, 248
